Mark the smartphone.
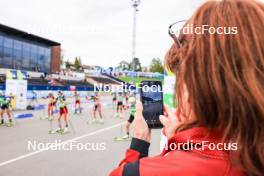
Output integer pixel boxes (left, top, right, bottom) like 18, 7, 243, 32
140, 81, 163, 129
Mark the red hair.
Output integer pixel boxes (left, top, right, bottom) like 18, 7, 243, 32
166, 0, 264, 175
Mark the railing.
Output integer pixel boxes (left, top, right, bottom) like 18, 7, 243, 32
50, 74, 85, 81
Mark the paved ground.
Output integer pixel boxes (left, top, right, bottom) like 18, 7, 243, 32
0, 96, 161, 176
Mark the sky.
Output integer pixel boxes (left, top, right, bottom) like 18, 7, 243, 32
0, 0, 205, 68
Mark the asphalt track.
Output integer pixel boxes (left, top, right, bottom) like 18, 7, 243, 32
0, 96, 161, 176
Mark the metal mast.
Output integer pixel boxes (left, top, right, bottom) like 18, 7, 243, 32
131, 0, 140, 70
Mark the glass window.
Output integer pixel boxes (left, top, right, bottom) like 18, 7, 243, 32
21, 42, 30, 70
3, 37, 13, 67
4, 37, 12, 48
0, 35, 3, 64
13, 40, 22, 69
44, 48, 51, 73
14, 40, 22, 50
0, 35, 53, 73
30, 44, 38, 71
0, 35, 3, 47
38, 46, 45, 72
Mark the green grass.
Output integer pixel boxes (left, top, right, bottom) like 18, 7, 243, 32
118, 76, 163, 88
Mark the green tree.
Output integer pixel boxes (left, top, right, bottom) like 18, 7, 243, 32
149, 58, 164, 73
74, 56, 82, 70
60, 49, 65, 65
130, 57, 142, 71
65, 59, 72, 68
118, 60, 130, 71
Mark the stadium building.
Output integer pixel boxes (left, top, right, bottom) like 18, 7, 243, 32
0, 24, 61, 73
0, 24, 126, 93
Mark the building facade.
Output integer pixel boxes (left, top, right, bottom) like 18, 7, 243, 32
0, 24, 61, 73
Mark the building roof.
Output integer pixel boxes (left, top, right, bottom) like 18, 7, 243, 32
0, 23, 60, 46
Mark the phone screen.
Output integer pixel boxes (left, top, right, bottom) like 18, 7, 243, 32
140, 81, 163, 129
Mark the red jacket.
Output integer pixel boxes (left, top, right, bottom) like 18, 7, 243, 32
110, 127, 244, 176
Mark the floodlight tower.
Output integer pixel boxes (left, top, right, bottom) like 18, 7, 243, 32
131, 0, 140, 71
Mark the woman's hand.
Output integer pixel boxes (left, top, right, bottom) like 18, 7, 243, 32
159, 105, 183, 139
134, 101, 151, 143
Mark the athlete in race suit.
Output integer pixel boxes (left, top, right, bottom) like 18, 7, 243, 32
74, 91, 82, 114
0, 93, 13, 125
111, 92, 117, 109
29, 91, 38, 106
56, 91, 69, 133
47, 93, 56, 120
124, 92, 129, 110
115, 92, 124, 118
91, 92, 103, 124
122, 94, 136, 139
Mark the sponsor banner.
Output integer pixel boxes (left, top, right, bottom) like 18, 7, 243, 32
163, 76, 176, 108
163, 66, 176, 109
160, 67, 177, 151
6, 79, 28, 110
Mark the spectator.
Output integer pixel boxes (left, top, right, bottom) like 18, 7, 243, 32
110, 0, 264, 176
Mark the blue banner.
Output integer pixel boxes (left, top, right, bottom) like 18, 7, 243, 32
0, 84, 94, 91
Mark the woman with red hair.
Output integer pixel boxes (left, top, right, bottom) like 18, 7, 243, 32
110, 0, 264, 175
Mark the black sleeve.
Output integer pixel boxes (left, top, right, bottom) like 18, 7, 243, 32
122, 138, 150, 176
129, 138, 150, 158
